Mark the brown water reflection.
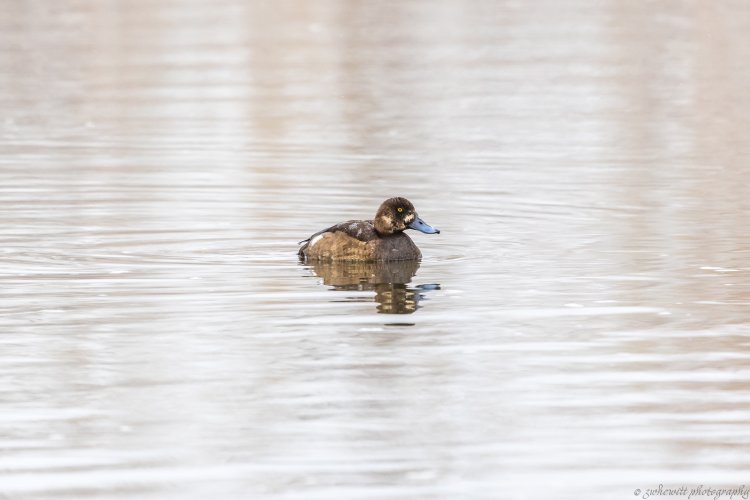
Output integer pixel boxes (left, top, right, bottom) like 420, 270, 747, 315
2, 0, 750, 499
307, 260, 439, 314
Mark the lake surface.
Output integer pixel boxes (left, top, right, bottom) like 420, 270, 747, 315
2, 1, 750, 498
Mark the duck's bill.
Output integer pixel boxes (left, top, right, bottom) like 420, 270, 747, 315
408, 217, 440, 234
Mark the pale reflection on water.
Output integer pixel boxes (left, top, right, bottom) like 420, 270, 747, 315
2, 0, 750, 499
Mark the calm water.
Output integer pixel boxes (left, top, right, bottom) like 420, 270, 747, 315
2, 1, 750, 498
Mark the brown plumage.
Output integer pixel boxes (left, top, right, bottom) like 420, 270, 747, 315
298, 197, 440, 262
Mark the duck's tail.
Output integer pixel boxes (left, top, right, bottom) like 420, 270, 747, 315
297, 238, 310, 259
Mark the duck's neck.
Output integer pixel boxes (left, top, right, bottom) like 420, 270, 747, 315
374, 215, 395, 235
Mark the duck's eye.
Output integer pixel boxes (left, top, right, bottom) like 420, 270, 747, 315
397, 207, 403, 213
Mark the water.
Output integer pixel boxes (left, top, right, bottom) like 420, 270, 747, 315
2, 1, 750, 498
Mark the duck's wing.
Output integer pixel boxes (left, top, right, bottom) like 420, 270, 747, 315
330, 220, 377, 242
298, 220, 376, 257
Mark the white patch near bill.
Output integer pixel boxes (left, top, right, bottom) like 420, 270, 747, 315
310, 234, 325, 247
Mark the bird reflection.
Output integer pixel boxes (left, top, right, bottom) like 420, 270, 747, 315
306, 260, 439, 314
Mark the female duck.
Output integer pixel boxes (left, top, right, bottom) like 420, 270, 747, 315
298, 197, 440, 261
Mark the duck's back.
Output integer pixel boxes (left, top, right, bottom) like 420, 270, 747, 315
299, 220, 421, 261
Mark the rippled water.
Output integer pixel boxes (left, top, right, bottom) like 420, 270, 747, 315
2, 1, 750, 498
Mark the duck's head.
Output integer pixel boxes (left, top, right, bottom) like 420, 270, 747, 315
373, 197, 441, 236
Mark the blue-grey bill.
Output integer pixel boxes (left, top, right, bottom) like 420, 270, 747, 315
408, 217, 440, 234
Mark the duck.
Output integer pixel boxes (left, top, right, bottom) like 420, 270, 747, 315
298, 197, 440, 261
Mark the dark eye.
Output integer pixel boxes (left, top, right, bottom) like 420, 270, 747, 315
397, 207, 403, 213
